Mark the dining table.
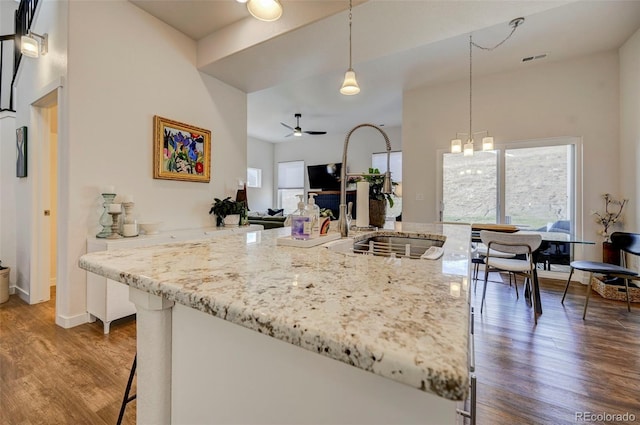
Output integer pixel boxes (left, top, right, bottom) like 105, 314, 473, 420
471, 225, 595, 316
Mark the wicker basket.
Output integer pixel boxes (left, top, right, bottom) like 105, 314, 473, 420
591, 275, 640, 303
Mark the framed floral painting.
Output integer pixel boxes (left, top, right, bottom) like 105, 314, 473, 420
153, 116, 211, 182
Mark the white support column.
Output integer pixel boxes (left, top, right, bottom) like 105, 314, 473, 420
130, 287, 174, 425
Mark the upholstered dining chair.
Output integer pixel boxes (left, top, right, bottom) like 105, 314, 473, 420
562, 231, 639, 320
479, 230, 542, 323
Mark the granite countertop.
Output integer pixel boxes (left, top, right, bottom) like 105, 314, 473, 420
79, 222, 472, 401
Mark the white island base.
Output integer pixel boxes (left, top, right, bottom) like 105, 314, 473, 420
132, 288, 460, 425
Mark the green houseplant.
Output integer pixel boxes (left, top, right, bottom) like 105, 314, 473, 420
209, 197, 246, 226
361, 168, 396, 227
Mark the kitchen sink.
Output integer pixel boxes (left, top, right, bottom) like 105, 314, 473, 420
328, 232, 446, 259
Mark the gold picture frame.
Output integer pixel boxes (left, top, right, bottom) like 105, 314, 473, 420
153, 115, 211, 182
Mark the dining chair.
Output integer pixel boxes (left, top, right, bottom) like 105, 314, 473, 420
479, 230, 542, 323
562, 231, 639, 319
471, 244, 516, 292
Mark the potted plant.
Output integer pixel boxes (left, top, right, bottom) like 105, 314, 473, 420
361, 168, 396, 228
592, 193, 628, 264
209, 197, 247, 227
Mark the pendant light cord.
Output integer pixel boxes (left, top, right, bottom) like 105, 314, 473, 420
469, 34, 472, 140
348, 0, 353, 69
468, 17, 523, 140
471, 17, 524, 51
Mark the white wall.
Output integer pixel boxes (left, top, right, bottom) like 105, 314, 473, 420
6, 0, 247, 326
273, 125, 402, 192
619, 28, 640, 234
0, 111, 16, 285
10, 0, 68, 303
247, 136, 274, 212
403, 51, 620, 261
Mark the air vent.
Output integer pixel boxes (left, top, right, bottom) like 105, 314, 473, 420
522, 53, 548, 63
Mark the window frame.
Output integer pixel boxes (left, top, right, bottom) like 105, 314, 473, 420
437, 136, 583, 237
277, 160, 305, 213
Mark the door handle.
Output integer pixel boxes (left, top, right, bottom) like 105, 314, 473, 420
44, 210, 50, 216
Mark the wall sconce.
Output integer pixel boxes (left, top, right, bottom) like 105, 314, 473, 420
21, 31, 48, 58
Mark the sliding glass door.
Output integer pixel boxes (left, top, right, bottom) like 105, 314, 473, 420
504, 145, 574, 233
442, 141, 575, 231
442, 151, 498, 224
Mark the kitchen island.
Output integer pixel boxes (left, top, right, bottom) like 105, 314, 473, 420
79, 222, 472, 424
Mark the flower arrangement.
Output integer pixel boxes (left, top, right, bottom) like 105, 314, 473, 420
592, 193, 628, 242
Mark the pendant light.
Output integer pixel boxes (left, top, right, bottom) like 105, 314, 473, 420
450, 17, 524, 154
340, 0, 360, 95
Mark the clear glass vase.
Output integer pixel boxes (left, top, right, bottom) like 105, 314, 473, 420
96, 193, 116, 238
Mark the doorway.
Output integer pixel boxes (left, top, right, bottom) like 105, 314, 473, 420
30, 91, 58, 306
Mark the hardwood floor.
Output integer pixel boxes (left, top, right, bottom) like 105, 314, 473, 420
0, 288, 137, 425
473, 273, 640, 425
1, 277, 639, 425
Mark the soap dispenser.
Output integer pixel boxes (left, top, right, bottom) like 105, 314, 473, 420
290, 194, 311, 240
306, 193, 321, 237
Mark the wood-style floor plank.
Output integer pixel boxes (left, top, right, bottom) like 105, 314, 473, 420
0, 288, 137, 425
1, 274, 640, 424
474, 272, 640, 425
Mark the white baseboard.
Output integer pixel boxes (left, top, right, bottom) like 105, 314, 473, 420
12, 285, 30, 303
56, 312, 91, 329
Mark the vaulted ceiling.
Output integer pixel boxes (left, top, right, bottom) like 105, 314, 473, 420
130, 0, 640, 143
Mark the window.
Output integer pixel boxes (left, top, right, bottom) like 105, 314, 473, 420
372, 151, 403, 218
246, 168, 262, 188
442, 151, 498, 223
277, 160, 304, 214
440, 138, 578, 234
504, 145, 573, 230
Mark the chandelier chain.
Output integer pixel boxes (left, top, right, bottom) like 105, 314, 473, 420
471, 17, 523, 51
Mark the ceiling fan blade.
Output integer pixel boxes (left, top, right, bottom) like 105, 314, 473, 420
284, 132, 294, 137
280, 122, 294, 130
304, 131, 327, 135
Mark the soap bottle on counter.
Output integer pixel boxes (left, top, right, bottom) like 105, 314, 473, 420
305, 193, 321, 237
290, 195, 311, 240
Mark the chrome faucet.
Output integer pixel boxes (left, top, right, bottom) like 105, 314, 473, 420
338, 123, 392, 237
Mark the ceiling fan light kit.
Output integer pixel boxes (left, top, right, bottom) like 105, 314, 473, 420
281, 114, 327, 138
340, 0, 360, 95
246, 0, 283, 22
450, 17, 524, 155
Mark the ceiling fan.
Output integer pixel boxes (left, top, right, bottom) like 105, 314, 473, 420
281, 113, 327, 137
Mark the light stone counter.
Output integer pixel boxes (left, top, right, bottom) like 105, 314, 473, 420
79, 222, 472, 423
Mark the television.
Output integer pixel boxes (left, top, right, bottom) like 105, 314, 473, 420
307, 163, 342, 191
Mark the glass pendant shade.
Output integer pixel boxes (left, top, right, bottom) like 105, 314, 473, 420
482, 136, 494, 151
463, 139, 474, 156
246, 0, 283, 21
340, 69, 360, 95
451, 139, 462, 154
293, 128, 302, 137
21, 35, 40, 58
